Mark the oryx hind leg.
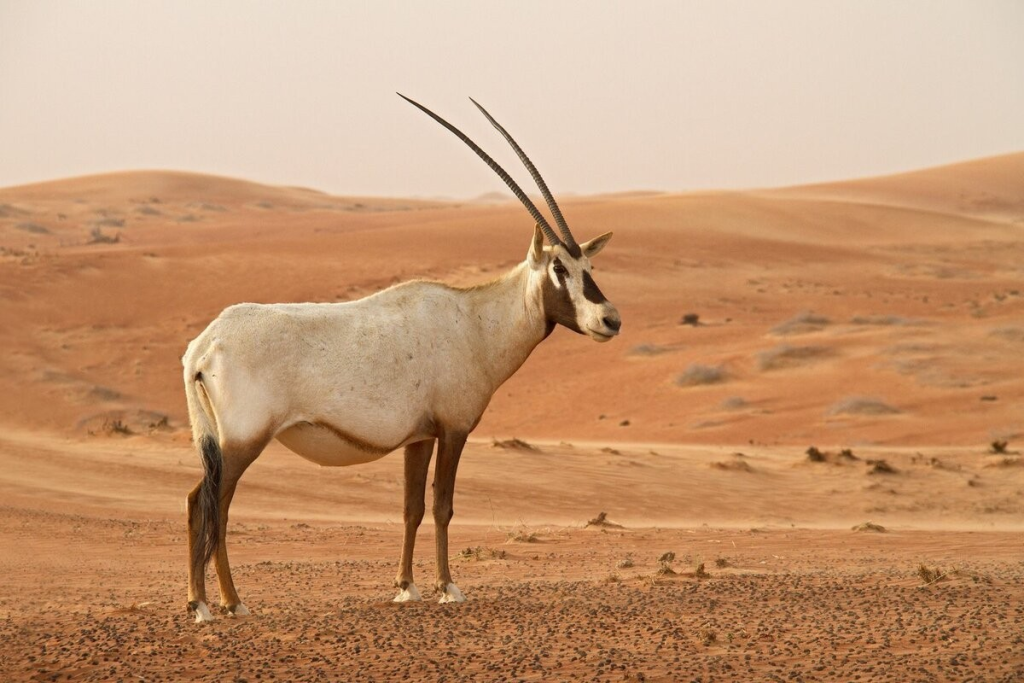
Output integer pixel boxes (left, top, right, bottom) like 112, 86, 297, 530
214, 437, 270, 617
393, 439, 435, 602
433, 430, 468, 603
186, 480, 214, 622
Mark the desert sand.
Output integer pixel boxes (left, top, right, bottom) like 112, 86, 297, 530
0, 154, 1022, 681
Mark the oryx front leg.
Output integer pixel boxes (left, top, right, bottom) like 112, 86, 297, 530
433, 430, 468, 603
393, 439, 435, 602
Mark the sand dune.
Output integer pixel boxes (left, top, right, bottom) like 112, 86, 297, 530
1, 155, 1020, 446
2, 155, 1023, 680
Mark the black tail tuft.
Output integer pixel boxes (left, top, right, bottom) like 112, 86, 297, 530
192, 435, 222, 578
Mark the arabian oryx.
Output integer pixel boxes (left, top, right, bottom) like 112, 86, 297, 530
182, 94, 622, 622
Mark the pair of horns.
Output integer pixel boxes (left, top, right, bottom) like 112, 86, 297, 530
398, 93, 580, 257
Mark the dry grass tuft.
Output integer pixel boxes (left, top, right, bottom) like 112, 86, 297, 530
711, 458, 753, 472
656, 551, 677, 575
695, 623, 718, 646
757, 344, 832, 371
587, 512, 625, 529
989, 326, 1024, 342
676, 363, 726, 387
627, 343, 676, 357
771, 311, 830, 336
850, 314, 920, 326
852, 522, 887, 533
917, 564, 948, 586
455, 546, 508, 562
694, 562, 710, 579
866, 459, 897, 475
828, 397, 901, 416
491, 437, 540, 452
102, 419, 133, 436
720, 396, 749, 410
87, 227, 121, 244
505, 528, 539, 544
714, 557, 730, 568
983, 457, 1023, 469
15, 222, 50, 235
989, 440, 1009, 454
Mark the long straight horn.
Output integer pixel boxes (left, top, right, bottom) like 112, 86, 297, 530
398, 93, 564, 247
469, 97, 580, 257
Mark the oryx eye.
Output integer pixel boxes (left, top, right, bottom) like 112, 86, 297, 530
553, 263, 568, 276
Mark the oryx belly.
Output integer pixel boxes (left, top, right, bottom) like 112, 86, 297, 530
276, 421, 398, 467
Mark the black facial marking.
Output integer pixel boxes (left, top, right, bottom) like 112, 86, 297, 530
552, 258, 568, 285
542, 265, 582, 336
581, 270, 607, 304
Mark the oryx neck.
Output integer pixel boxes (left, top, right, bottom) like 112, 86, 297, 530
460, 262, 548, 392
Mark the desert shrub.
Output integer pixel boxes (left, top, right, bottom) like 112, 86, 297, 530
806, 446, 826, 462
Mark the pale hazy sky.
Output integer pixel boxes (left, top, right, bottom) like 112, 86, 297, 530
2, 1, 1022, 198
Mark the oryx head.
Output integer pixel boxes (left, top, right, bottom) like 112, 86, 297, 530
400, 94, 622, 342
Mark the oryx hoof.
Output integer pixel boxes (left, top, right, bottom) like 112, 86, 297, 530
393, 584, 422, 603
223, 603, 251, 617
188, 600, 215, 623
438, 583, 466, 604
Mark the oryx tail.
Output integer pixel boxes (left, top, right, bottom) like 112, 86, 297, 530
185, 371, 222, 583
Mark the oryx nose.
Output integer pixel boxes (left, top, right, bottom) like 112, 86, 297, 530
603, 316, 621, 332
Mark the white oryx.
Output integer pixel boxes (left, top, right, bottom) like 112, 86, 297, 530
183, 95, 621, 622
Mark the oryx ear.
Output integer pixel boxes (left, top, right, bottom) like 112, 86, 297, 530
580, 231, 613, 258
527, 223, 546, 266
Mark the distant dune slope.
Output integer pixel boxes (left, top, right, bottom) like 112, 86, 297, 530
0, 154, 1021, 447
767, 151, 1024, 222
